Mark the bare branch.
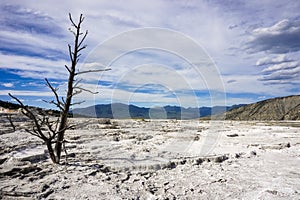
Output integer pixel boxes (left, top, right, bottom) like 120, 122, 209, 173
65, 65, 71, 73
70, 100, 85, 106
77, 45, 87, 53
73, 86, 98, 94
75, 68, 111, 76
45, 117, 57, 134
71, 89, 82, 97
9, 93, 49, 141
79, 14, 84, 23
67, 124, 76, 130
43, 100, 64, 111
24, 128, 44, 140
61, 97, 66, 105
56, 125, 72, 135
68, 44, 74, 63
45, 79, 64, 111
9, 93, 24, 107
69, 13, 78, 28
73, 78, 83, 88
78, 30, 88, 48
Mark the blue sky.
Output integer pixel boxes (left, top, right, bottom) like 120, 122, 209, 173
0, 0, 300, 109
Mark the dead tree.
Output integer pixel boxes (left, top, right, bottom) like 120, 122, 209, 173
9, 13, 110, 164
6, 114, 16, 132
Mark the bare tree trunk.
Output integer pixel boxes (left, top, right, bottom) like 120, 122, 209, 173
54, 63, 75, 162
54, 14, 85, 163
47, 140, 57, 163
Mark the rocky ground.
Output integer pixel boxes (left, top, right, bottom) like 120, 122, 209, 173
0, 117, 300, 199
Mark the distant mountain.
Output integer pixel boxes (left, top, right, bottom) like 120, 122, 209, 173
223, 95, 300, 120
4, 95, 299, 120
72, 103, 244, 119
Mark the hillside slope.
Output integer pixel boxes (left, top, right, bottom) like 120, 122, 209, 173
224, 95, 300, 120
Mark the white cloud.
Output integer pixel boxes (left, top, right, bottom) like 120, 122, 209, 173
256, 54, 292, 66
259, 66, 300, 84
81, 62, 106, 69
1, 83, 14, 88
262, 61, 299, 73
246, 19, 300, 53
255, 55, 300, 84
0, 90, 53, 97
0, 53, 68, 79
252, 19, 298, 35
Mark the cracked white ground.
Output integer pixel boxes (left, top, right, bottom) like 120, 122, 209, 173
1, 119, 300, 199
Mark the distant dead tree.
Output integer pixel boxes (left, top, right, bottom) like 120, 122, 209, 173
9, 13, 110, 164
6, 114, 16, 132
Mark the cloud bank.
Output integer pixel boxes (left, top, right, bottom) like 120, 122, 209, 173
0, 0, 300, 107
246, 19, 300, 54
